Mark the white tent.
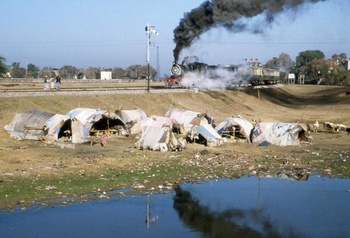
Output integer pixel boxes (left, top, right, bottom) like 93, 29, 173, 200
135, 126, 184, 152
4, 109, 69, 142
130, 116, 173, 135
115, 109, 147, 124
188, 124, 224, 147
251, 122, 309, 146
66, 108, 125, 144
215, 117, 253, 142
44, 114, 70, 143
165, 108, 208, 134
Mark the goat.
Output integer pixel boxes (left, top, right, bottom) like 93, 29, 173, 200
313, 121, 320, 132
324, 122, 347, 132
324, 122, 334, 131
334, 124, 347, 132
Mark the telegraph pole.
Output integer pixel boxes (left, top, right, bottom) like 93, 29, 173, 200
156, 46, 160, 80
145, 23, 158, 92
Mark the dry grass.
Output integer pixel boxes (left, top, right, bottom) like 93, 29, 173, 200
0, 83, 350, 209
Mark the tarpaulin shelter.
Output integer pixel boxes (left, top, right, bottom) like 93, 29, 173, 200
115, 109, 147, 125
130, 116, 173, 135
43, 114, 70, 143
251, 122, 310, 146
66, 108, 126, 144
4, 109, 70, 142
135, 126, 184, 152
188, 124, 224, 147
165, 108, 209, 134
215, 117, 253, 142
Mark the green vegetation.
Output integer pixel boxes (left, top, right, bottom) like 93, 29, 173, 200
0, 156, 207, 210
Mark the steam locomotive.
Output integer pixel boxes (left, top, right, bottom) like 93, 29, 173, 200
165, 60, 280, 88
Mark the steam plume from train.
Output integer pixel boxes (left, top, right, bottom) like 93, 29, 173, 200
173, 0, 327, 63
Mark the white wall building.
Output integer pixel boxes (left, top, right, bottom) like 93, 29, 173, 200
100, 71, 112, 80
345, 59, 350, 71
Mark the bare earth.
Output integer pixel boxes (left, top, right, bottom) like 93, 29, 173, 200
0, 82, 349, 208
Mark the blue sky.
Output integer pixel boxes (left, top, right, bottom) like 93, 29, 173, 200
0, 0, 349, 76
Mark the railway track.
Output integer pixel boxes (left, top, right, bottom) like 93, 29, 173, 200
1, 85, 153, 93
0, 83, 187, 97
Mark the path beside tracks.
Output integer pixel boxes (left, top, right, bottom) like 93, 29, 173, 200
0, 88, 188, 97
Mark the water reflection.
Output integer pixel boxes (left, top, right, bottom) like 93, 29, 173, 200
174, 185, 270, 237
174, 176, 350, 238
1, 175, 349, 238
145, 194, 159, 229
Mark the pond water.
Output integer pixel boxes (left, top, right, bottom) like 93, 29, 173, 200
1, 175, 349, 238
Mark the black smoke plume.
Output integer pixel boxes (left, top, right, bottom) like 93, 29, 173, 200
173, 0, 326, 63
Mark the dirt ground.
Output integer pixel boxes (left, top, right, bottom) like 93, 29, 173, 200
0, 83, 350, 208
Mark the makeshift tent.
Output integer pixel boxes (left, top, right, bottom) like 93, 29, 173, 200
66, 108, 126, 143
165, 108, 209, 134
251, 122, 310, 146
215, 117, 253, 142
130, 116, 173, 135
188, 124, 224, 147
115, 109, 147, 125
4, 109, 69, 141
135, 126, 184, 152
44, 114, 70, 143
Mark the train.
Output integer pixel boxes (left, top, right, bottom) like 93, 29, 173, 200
165, 60, 280, 88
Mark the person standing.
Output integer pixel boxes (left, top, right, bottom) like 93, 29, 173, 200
43, 76, 48, 90
50, 76, 55, 90
56, 75, 61, 91
100, 132, 108, 147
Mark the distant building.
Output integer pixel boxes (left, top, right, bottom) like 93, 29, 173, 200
345, 59, 350, 71
100, 71, 112, 80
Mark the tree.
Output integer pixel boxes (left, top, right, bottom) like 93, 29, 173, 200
126, 65, 141, 79
296, 50, 325, 68
60, 65, 78, 79
126, 65, 156, 79
39, 67, 56, 78
0, 56, 7, 77
83, 67, 99, 79
303, 57, 350, 85
26, 63, 40, 78
112, 67, 126, 79
10, 62, 26, 78
265, 53, 294, 73
265, 53, 294, 83
331, 53, 348, 67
